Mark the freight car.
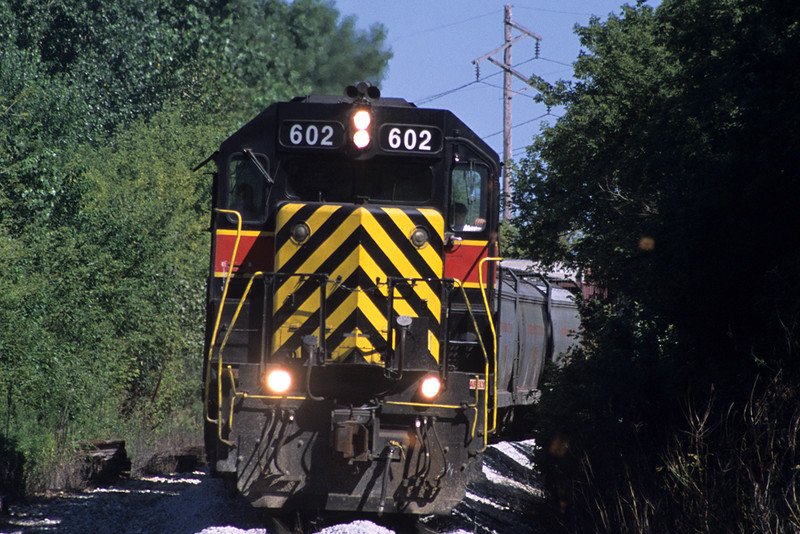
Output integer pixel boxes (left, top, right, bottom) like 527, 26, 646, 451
201, 84, 579, 518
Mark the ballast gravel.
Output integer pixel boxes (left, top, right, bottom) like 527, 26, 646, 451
1, 440, 547, 534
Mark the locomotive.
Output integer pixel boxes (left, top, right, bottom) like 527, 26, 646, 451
202, 83, 579, 517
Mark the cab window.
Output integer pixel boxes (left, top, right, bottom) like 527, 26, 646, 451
449, 164, 487, 232
226, 152, 270, 221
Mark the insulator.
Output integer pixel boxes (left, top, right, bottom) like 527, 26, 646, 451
535, 41, 540, 59
475, 63, 480, 81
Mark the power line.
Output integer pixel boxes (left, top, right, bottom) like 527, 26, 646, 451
392, 9, 500, 42
539, 57, 573, 68
514, 6, 596, 17
416, 54, 543, 106
415, 52, 574, 106
414, 80, 480, 105
482, 112, 554, 139
477, 79, 540, 101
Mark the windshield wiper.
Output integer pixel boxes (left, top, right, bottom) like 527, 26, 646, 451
243, 148, 273, 184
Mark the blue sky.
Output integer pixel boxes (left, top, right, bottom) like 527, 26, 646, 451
333, 1, 647, 161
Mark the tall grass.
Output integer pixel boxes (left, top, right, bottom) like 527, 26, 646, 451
536, 373, 800, 533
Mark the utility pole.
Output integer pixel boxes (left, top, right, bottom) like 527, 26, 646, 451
503, 4, 513, 222
473, 4, 542, 221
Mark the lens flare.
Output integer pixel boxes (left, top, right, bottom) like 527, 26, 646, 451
353, 109, 371, 130
421, 376, 442, 399
266, 369, 291, 393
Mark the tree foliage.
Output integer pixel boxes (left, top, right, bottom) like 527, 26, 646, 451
1, 0, 390, 229
513, 0, 800, 531
0, 0, 390, 493
514, 0, 800, 371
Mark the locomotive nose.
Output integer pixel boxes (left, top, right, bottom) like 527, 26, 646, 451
272, 203, 444, 368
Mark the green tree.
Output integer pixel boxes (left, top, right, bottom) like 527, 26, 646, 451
513, 0, 800, 531
514, 0, 800, 371
197, 0, 391, 122
74, 110, 215, 417
1, 0, 391, 229
1, 0, 391, 492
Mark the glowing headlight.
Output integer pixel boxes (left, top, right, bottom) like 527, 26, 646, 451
420, 376, 442, 399
352, 109, 371, 130
352, 109, 371, 149
353, 130, 370, 149
266, 369, 292, 394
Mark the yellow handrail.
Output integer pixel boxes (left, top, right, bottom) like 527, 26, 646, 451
479, 256, 503, 434
214, 270, 315, 444
383, 372, 482, 440
204, 209, 242, 424
222, 366, 306, 446
452, 278, 491, 450
215, 271, 264, 443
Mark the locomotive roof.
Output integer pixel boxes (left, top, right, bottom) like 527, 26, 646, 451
292, 93, 416, 108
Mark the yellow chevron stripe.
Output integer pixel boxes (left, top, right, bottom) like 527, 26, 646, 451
326, 245, 394, 362
275, 206, 359, 306
412, 208, 444, 359
324, 290, 384, 364
272, 244, 384, 362
274, 203, 340, 267
272, 204, 443, 364
357, 243, 440, 359
359, 251, 414, 317
272, 286, 323, 358
335, 330, 380, 363
381, 207, 444, 269
360, 210, 441, 320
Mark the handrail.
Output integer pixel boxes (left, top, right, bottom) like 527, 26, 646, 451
214, 271, 264, 444
383, 400, 462, 409
213, 270, 328, 443
536, 273, 555, 365
452, 278, 491, 451
204, 209, 242, 424
383, 372, 482, 440
479, 256, 503, 434
223, 366, 306, 445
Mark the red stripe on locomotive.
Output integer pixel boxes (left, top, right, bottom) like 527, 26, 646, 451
444, 239, 491, 285
213, 231, 274, 275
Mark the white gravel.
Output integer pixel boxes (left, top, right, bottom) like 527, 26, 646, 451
2, 471, 266, 534
315, 520, 395, 534
1, 440, 546, 534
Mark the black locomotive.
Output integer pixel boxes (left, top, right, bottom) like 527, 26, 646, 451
202, 84, 579, 516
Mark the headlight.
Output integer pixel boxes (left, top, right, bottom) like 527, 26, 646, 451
420, 375, 442, 399
291, 222, 310, 244
352, 109, 371, 149
353, 109, 371, 130
353, 130, 370, 149
266, 369, 292, 394
410, 226, 429, 249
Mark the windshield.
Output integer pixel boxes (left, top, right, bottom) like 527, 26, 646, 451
449, 164, 488, 232
285, 156, 433, 204
226, 152, 270, 221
